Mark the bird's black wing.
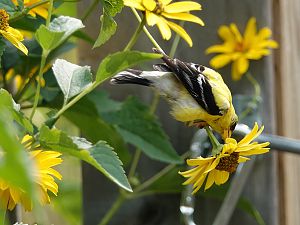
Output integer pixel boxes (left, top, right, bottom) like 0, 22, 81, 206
153, 50, 221, 116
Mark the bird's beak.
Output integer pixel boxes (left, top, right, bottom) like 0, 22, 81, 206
222, 129, 232, 140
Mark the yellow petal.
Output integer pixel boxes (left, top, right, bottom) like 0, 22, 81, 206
162, 12, 204, 26
238, 123, 261, 146
142, 0, 156, 11
32, 7, 49, 19
218, 25, 235, 42
6, 27, 24, 41
209, 54, 232, 69
237, 56, 249, 75
157, 17, 172, 40
145, 11, 159, 26
257, 40, 278, 49
238, 156, 250, 163
204, 170, 216, 190
186, 156, 214, 166
231, 59, 242, 81
204, 158, 220, 174
161, 0, 172, 6
206, 43, 234, 54
164, 1, 201, 13
192, 174, 207, 194
166, 20, 193, 46
230, 23, 242, 43
244, 17, 257, 47
245, 49, 269, 60
238, 148, 269, 156
0, 30, 28, 55
214, 170, 229, 185
257, 27, 272, 40
123, 0, 144, 10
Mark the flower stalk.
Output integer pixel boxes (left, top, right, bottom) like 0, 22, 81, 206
29, 0, 54, 121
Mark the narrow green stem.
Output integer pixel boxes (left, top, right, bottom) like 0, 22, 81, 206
0, 209, 6, 225
169, 21, 184, 58
45, 0, 54, 27
128, 149, 142, 179
52, 82, 96, 122
29, 0, 53, 121
205, 126, 222, 155
239, 72, 261, 120
124, 17, 146, 51
149, 91, 160, 114
29, 52, 48, 121
98, 194, 125, 225
130, 8, 164, 53
81, 0, 99, 22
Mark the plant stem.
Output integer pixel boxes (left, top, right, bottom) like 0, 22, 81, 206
45, 0, 54, 27
128, 149, 142, 178
81, 0, 99, 22
205, 126, 222, 156
169, 21, 184, 58
0, 209, 6, 225
130, 8, 164, 53
29, 0, 54, 121
239, 72, 261, 120
52, 82, 96, 121
124, 17, 146, 51
98, 194, 126, 225
29, 52, 48, 121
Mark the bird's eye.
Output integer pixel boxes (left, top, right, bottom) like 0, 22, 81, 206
199, 65, 205, 72
230, 122, 237, 131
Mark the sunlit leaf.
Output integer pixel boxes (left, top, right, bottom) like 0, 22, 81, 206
35, 16, 84, 51
39, 126, 132, 192
96, 51, 161, 82
52, 59, 93, 102
94, 0, 123, 47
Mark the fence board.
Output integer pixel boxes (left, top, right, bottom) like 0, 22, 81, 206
274, 0, 300, 224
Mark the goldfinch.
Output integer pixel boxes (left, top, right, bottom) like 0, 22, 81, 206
110, 49, 238, 139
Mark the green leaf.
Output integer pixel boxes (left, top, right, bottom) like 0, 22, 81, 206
93, 0, 123, 47
102, 97, 182, 164
103, 0, 123, 17
0, 107, 34, 199
39, 126, 132, 192
52, 59, 93, 102
0, 89, 33, 133
93, 13, 117, 48
35, 16, 84, 51
96, 51, 162, 82
0, 38, 6, 68
64, 94, 131, 165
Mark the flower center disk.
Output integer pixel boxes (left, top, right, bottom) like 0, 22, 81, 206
216, 152, 239, 173
0, 9, 9, 31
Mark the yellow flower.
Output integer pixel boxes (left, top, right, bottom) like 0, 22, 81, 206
13, 0, 49, 19
0, 136, 62, 211
206, 17, 278, 80
0, 9, 28, 55
124, 0, 204, 47
179, 123, 269, 193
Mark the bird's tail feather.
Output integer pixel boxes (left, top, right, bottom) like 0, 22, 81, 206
110, 69, 152, 86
